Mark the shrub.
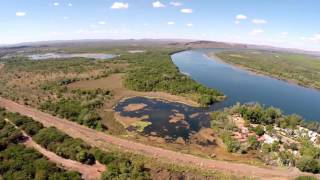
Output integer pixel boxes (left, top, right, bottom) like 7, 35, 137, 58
296, 156, 320, 173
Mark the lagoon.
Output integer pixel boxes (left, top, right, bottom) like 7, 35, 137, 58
28, 53, 117, 60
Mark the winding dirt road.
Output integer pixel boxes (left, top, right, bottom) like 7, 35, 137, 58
0, 97, 318, 180
4, 118, 105, 180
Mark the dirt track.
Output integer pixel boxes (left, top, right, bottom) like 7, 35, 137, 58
0, 97, 318, 180
4, 118, 105, 180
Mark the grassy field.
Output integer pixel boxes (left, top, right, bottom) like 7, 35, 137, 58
214, 50, 320, 89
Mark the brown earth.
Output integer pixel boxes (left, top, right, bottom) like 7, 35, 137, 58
123, 103, 147, 112
114, 112, 149, 128
1, 97, 319, 180
190, 128, 216, 146
4, 118, 105, 180
169, 113, 186, 123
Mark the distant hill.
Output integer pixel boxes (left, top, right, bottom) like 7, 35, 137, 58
1, 39, 319, 56
180, 40, 248, 49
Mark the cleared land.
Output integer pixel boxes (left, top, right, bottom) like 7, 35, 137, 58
1, 97, 318, 179
214, 50, 320, 89
5, 118, 105, 180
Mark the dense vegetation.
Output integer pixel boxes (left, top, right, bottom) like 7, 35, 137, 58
0, 109, 82, 180
215, 50, 320, 89
122, 50, 224, 106
40, 89, 112, 130
1, 109, 151, 179
4, 111, 96, 165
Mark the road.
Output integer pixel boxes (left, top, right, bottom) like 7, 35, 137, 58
0, 97, 317, 180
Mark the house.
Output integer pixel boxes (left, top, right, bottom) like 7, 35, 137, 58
261, 134, 279, 144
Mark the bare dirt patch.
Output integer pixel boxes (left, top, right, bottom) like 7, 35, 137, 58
169, 113, 185, 123
190, 128, 216, 146
123, 103, 147, 112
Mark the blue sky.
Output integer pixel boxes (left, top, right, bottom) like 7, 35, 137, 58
1, 0, 320, 51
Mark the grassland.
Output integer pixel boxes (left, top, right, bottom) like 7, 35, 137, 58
214, 50, 320, 89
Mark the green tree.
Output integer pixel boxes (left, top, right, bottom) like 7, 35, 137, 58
296, 156, 320, 173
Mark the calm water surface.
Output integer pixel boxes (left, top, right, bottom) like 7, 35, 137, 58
29, 53, 117, 60
114, 97, 210, 140
172, 49, 320, 120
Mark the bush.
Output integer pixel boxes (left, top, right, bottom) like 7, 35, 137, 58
33, 127, 95, 165
0, 145, 81, 180
253, 125, 265, 136
295, 176, 317, 180
296, 156, 320, 173
248, 135, 260, 150
101, 159, 150, 180
221, 132, 240, 153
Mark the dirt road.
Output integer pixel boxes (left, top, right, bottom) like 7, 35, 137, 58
0, 97, 317, 180
4, 118, 105, 180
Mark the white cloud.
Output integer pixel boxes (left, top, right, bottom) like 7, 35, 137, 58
152, 1, 166, 8
68, 3, 72, 7
299, 34, 320, 43
167, 21, 175, 25
110, 2, 129, 9
63, 16, 69, 20
16, 12, 26, 17
311, 34, 320, 42
236, 14, 247, 20
250, 29, 264, 35
170, 2, 182, 7
280, 32, 288, 38
234, 20, 240, 25
187, 23, 193, 27
90, 24, 99, 29
181, 8, 193, 13
98, 21, 106, 25
252, 19, 267, 24
53, 2, 59, 6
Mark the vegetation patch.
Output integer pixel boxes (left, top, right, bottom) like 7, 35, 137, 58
122, 50, 224, 106
0, 110, 82, 180
215, 50, 320, 89
40, 88, 112, 130
0, 108, 151, 179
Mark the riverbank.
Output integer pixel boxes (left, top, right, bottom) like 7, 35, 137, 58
172, 50, 320, 121
210, 51, 320, 91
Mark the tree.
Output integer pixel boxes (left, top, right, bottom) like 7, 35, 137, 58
296, 156, 320, 173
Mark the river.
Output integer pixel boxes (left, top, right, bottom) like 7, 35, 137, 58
171, 49, 320, 121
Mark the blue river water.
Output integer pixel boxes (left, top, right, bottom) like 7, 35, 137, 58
171, 49, 320, 121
